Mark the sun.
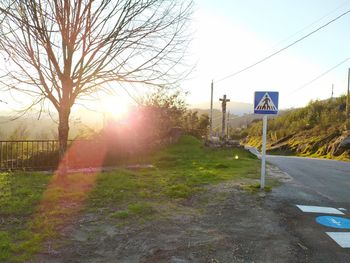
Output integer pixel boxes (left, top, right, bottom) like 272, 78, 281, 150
102, 98, 130, 120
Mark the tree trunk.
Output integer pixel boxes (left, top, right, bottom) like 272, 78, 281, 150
58, 105, 71, 173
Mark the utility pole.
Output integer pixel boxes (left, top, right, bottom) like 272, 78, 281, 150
227, 110, 230, 138
210, 80, 214, 138
331, 84, 334, 99
347, 69, 350, 121
219, 95, 230, 139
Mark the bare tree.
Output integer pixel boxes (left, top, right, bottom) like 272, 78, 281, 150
0, 0, 193, 160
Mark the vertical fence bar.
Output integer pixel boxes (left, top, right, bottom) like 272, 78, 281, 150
35, 141, 37, 169
46, 141, 49, 170
36, 141, 38, 169
6, 142, 8, 170
50, 141, 52, 169
32, 141, 34, 168
21, 141, 24, 169
5, 142, 8, 170
16, 142, 18, 169
36, 141, 39, 169
31, 141, 33, 169
1, 142, 2, 170
0, 141, 2, 170
10, 142, 13, 170
52, 141, 59, 169
35, 141, 38, 168
41, 141, 43, 169
26, 141, 29, 169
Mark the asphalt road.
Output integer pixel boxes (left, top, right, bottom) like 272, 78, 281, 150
267, 155, 350, 203
264, 154, 350, 262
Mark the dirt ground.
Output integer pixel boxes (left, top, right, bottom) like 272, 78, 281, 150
33, 166, 309, 263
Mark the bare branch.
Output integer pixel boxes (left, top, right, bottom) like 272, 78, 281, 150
0, 0, 193, 156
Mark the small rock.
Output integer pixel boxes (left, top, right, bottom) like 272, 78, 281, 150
71, 230, 89, 242
126, 164, 154, 170
170, 256, 190, 263
339, 136, 350, 149
297, 242, 308, 251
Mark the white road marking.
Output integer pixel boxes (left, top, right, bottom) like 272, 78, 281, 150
296, 205, 344, 215
330, 218, 341, 226
326, 232, 350, 248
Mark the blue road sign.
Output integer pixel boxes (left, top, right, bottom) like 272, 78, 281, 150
254, 91, 279, 114
316, 216, 350, 229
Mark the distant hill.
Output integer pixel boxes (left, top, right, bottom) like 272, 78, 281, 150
191, 100, 258, 131
191, 101, 253, 116
0, 116, 55, 139
192, 109, 258, 129
192, 107, 288, 130
0, 113, 102, 140
244, 96, 350, 161
0, 98, 281, 140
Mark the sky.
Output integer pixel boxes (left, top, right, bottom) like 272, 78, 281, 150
184, 0, 350, 110
1, 0, 350, 117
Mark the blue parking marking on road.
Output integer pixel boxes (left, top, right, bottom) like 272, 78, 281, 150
316, 216, 350, 229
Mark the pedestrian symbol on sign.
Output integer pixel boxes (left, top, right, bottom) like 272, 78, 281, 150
255, 93, 277, 111
254, 91, 279, 115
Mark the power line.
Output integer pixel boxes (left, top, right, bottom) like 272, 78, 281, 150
290, 56, 350, 94
211, 1, 350, 82
215, 8, 350, 84
265, 0, 350, 52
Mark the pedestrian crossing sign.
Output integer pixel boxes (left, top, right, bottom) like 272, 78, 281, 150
254, 91, 279, 114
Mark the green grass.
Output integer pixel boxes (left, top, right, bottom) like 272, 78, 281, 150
1, 135, 262, 262
0, 172, 51, 262
88, 135, 261, 221
0, 172, 50, 215
111, 202, 155, 220
243, 183, 272, 193
0, 171, 99, 262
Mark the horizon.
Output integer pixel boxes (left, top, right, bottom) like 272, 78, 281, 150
1, 0, 350, 117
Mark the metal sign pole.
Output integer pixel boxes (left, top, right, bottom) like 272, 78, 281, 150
261, 115, 267, 189
210, 81, 214, 138
254, 91, 278, 190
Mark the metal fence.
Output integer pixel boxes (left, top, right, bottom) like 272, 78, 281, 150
0, 140, 61, 171
0, 139, 144, 171
0, 136, 178, 171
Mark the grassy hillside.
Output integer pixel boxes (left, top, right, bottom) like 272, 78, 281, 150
245, 96, 350, 160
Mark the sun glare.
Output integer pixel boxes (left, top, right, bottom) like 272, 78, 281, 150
102, 98, 130, 120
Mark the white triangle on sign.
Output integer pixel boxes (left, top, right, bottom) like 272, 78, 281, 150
255, 93, 277, 111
